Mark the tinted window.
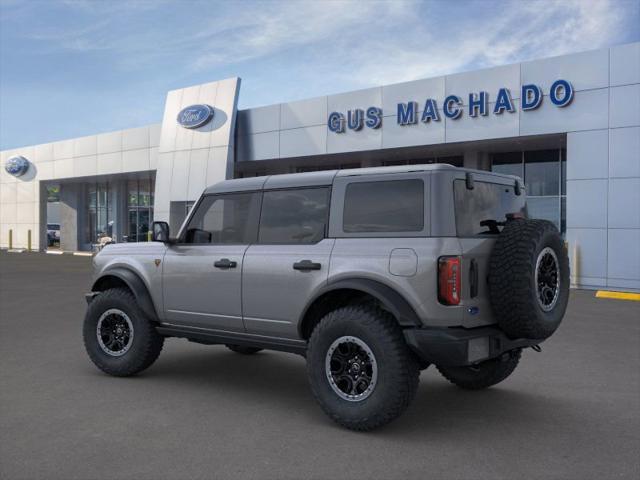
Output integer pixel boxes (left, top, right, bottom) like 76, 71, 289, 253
183, 193, 260, 244
454, 180, 526, 236
259, 188, 329, 244
343, 180, 424, 233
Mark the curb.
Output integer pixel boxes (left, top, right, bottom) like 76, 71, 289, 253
595, 291, 640, 302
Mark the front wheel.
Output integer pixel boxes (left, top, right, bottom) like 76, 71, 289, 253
83, 288, 164, 377
307, 305, 419, 431
436, 349, 522, 390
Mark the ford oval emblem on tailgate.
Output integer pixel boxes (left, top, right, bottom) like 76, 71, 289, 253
176, 104, 214, 129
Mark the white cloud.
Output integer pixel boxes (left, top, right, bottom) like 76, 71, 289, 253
189, 1, 411, 70
331, 0, 628, 88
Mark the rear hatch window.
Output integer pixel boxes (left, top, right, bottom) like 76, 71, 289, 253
454, 180, 526, 236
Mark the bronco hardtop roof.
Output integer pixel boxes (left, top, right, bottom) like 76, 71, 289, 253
203, 163, 519, 194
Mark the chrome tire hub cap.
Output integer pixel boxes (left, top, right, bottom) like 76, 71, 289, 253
535, 247, 560, 312
325, 336, 378, 402
96, 309, 134, 357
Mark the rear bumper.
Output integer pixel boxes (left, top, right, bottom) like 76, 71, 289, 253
403, 325, 540, 367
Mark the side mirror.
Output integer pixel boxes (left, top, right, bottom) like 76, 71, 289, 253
152, 221, 170, 242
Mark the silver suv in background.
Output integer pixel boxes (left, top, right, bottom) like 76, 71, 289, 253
83, 164, 569, 430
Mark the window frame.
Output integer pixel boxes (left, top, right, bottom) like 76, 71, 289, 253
256, 186, 331, 245
176, 191, 262, 246
329, 173, 430, 238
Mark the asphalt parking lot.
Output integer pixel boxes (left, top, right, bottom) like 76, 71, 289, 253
0, 251, 638, 480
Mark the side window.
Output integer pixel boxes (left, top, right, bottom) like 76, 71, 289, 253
258, 188, 330, 244
343, 179, 424, 233
183, 192, 260, 244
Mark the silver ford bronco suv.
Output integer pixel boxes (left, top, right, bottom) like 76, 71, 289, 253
83, 164, 569, 431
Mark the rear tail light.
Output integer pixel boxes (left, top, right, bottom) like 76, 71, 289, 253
438, 256, 461, 305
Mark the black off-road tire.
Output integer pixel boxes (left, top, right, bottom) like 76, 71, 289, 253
83, 288, 164, 377
225, 344, 263, 355
489, 219, 569, 340
436, 349, 522, 390
307, 305, 420, 431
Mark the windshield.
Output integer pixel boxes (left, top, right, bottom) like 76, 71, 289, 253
454, 179, 526, 236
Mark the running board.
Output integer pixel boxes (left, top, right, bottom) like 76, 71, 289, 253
156, 324, 307, 356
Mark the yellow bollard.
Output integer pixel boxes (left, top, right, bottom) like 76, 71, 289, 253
28, 229, 32, 251
147, 230, 152, 242
8, 229, 12, 249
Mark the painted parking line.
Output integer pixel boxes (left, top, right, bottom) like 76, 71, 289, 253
595, 291, 640, 302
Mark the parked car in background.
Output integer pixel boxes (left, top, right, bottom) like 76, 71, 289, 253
47, 223, 60, 246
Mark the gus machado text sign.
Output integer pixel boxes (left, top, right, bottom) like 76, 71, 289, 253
327, 79, 573, 133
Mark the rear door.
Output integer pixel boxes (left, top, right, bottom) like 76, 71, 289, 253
242, 187, 333, 339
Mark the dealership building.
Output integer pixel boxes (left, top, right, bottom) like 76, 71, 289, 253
1, 42, 639, 291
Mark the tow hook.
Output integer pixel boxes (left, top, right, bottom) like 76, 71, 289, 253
530, 344, 542, 353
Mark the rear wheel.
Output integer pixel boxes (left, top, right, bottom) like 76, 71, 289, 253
225, 344, 263, 355
307, 304, 419, 431
436, 349, 521, 390
83, 288, 164, 376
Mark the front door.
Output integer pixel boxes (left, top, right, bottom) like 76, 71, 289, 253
242, 187, 333, 339
162, 192, 261, 332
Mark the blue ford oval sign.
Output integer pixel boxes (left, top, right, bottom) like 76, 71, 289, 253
176, 104, 214, 129
5, 156, 30, 177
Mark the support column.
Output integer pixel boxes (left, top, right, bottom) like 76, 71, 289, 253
59, 183, 82, 251
463, 151, 491, 171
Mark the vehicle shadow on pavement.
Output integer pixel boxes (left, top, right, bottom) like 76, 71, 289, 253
384, 381, 575, 439
125, 342, 576, 437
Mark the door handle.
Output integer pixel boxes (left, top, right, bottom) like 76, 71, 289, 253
214, 258, 237, 269
293, 260, 321, 271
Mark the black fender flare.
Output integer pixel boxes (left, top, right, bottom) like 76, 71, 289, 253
299, 278, 422, 335
91, 267, 158, 321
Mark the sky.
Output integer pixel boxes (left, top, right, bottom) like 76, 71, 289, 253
1, 0, 639, 150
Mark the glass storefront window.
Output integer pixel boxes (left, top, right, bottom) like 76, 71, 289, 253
86, 182, 113, 244
527, 197, 561, 230
139, 179, 152, 207
524, 150, 559, 196
561, 149, 567, 196
491, 148, 566, 234
46, 185, 60, 202
126, 177, 155, 242
128, 180, 138, 206
491, 152, 523, 178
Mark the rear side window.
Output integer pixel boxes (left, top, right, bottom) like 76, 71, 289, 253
454, 180, 526, 236
343, 180, 424, 233
258, 188, 329, 244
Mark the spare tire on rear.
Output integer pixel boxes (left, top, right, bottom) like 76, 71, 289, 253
488, 219, 569, 340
